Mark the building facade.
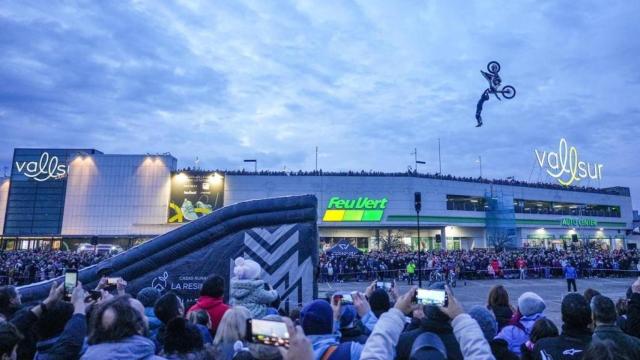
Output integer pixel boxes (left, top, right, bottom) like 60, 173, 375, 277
0, 148, 635, 251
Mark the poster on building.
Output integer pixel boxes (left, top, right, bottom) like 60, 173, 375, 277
168, 172, 224, 223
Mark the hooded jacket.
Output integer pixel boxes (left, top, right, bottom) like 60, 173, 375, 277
495, 312, 544, 356
229, 279, 278, 319
80, 335, 165, 360
187, 295, 230, 333
532, 325, 592, 360
396, 316, 464, 360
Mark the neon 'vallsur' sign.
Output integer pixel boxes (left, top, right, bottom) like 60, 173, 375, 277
15, 152, 67, 182
534, 138, 603, 186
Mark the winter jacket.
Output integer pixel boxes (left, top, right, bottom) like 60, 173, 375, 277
187, 295, 230, 333
592, 324, 640, 359
309, 333, 363, 360
532, 325, 592, 360
230, 279, 278, 319
9, 306, 39, 360
489, 305, 513, 331
451, 314, 495, 360
495, 312, 544, 356
80, 335, 165, 360
564, 266, 577, 279
145, 307, 163, 338
35, 314, 87, 360
361, 308, 405, 360
396, 317, 463, 360
626, 292, 640, 338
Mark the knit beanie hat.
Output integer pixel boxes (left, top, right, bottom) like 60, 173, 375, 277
301, 300, 333, 335
468, 306, 498, 341
518, 292, 546, 316
234, 257, 262, 280
340, 305, 357, 329
136, 287, 161, 308
369, 289, 391, 318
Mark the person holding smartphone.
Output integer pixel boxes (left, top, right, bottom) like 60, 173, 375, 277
34, 282, 89, 359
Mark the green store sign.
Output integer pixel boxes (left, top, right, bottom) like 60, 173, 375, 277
322, 197, 388, 222
561, 218, 598, 227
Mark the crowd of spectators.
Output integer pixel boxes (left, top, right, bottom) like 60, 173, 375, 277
318, 248, 640, 283
2, 252, 640, 359
0, 250, 113, 286
181, 168, 627, 196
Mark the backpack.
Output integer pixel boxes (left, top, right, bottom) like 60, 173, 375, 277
321, 342, 352, 360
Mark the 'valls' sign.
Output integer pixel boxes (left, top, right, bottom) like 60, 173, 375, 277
535, 138, 603, 186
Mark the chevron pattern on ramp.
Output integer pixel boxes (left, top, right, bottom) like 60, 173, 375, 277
231, 224, 314, 312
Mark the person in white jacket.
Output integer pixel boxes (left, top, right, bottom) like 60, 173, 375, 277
361, 286, 495, 360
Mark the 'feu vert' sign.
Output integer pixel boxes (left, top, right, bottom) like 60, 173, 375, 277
561, 218, 598, 227
323, 197, 388, 222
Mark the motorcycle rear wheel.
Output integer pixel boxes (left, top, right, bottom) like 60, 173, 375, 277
502, 85, 516, 99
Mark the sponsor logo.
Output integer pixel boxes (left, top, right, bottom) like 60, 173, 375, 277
561, 218, 597, 227
151, 271, 169, 292
323, 197, 388, 222
15, 152, 67, 181
535, 138, 603, 186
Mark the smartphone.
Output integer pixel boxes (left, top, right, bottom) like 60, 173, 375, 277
64, 269, 78, 300
246, 319, 290, 348
376, 281, 393, 290
106, 277, 121, 285
86, 290, 101, 302
413, 289, 448, 306
333, 293, 353, 305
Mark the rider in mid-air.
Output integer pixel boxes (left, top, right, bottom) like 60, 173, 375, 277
476, 70, 502, 127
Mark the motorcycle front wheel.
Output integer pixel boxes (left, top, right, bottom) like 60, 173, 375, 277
501, 85, 516, 99
487, 61, 501, 74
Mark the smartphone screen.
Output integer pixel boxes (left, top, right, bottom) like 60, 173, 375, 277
414, 289, 448, 306
64, 270, 78, 299
339, 294, 353, 304
107, 277, 120, 285
377, 282, 393, 290
247, 319, 290, 348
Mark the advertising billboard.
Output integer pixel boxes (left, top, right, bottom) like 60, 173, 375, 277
168, 172, 224, 223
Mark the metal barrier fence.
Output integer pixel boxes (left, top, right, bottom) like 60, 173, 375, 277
317, 266, 640, 284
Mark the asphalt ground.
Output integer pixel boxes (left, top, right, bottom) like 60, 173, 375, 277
319, 277, 635, 325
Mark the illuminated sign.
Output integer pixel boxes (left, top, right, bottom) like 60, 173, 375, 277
535, 138, 603, 186
561, 218, 598, 227
168, 172, 224, 223
15, 152, 67, 181
322, 197, 388, 222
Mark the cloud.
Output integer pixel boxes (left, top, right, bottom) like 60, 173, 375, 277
0, 0, 639, 207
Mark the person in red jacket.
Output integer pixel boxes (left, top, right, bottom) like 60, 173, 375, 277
187, 275, 230, 335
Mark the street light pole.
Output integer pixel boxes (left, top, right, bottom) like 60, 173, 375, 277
415, 192, 422, 287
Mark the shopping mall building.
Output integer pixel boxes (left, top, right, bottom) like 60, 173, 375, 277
0, 148, 636, 251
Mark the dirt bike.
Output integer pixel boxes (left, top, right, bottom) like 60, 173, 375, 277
483, 61, 516, 100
